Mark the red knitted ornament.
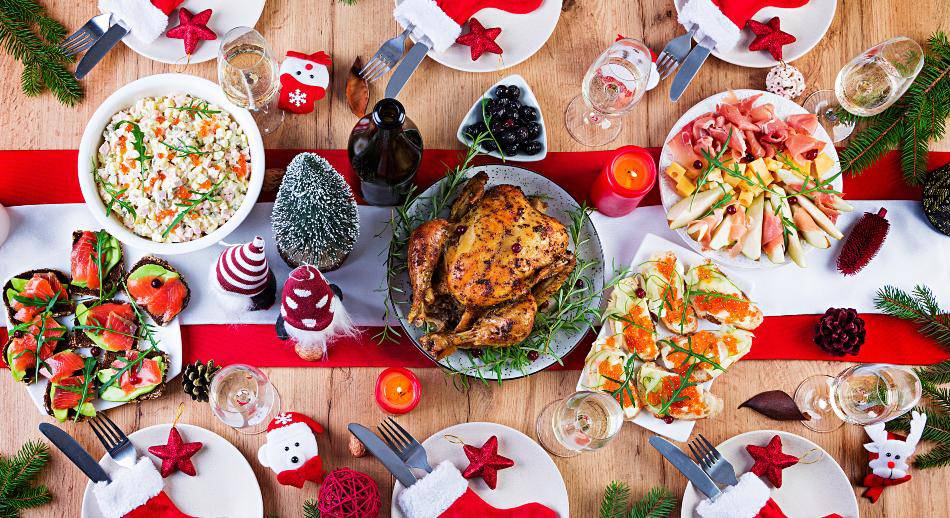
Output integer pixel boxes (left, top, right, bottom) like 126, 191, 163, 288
317, 468, 381, 518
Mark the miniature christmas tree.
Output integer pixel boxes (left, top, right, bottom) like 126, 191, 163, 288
272, 153, 360, 271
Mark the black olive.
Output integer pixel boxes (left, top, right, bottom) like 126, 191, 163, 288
499, 131, 519, 145
504, 85, 521, 99
492, 85, 509, 98
489, 118, 506, 134
519, 106, 538, 122
489, 106, 508, 120
512, 127, 530, 143
520, 141, 543, 155
524, 122, 542, 139
481, 140, 499, 153
501, 118, 518, 130
502, 143, 519, 157
150, 278, 163, 289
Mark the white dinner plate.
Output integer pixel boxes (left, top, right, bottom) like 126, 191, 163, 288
658, 89, 842, 269
673, 0, 837, 68
81, 423, 263, 518
395, 0, 562, 72
121, 0, 266, 65
391, 422, 569, 517
680, 430, 859, 518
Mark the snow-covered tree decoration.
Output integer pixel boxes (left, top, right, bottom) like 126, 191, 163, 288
272, 153, 359, 271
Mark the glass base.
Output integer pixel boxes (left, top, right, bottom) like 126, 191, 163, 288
535, 400, 580, 458
565, 95, 621, 147
250, 104, 285, 136
802, 90, 854, 143
794, 374, 844, 433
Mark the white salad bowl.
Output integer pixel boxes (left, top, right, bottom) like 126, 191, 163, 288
77, 73, 265, 255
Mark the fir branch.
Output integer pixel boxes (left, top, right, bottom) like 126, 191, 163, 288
913, 443, 950, 469
302, 499, 320, 518
874, 285, 950, 347
600, 481, 631, 518
629, 486, 678, 518
917, 361, 950, 385
0, 440, 52, 517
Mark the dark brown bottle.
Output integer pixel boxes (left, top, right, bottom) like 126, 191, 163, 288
348, 98, 423, 206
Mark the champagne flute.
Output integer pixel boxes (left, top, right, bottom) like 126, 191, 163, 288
804, 36, 924, 142
565, 38, 653, 147
535, 391, 624, 457
217, 27, 284, 135
209, 364, 282, 435
794, 364, 922, 433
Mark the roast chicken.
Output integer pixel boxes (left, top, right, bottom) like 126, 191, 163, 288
407, 172, 576, 358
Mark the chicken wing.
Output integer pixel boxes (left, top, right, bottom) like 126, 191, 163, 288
420, 295, 537, 359
407, 219, 452, 327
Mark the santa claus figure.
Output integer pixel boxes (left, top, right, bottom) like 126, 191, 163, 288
257, 412, 325, 488
277, 265, 355, 361
278, 51, 332, 114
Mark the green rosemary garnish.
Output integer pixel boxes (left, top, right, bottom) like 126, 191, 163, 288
161, 139, 213, 156
93, 169, 137, 220
113, 120, 152, 180
173, 99, 221, 119
161, 174, 228, 238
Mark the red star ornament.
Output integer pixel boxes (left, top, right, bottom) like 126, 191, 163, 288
746, 17, 796, 61
455, 19, 503, 61
462, 435, 514, 490
148, 426, 203, 478
746, 434, 799, 488
166, 8, 217, 56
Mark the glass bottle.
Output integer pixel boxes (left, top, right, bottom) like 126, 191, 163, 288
348, 98, 423, 206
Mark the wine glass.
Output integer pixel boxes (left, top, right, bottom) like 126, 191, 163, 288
565, 38, 654, 147
217, 27, 284, 135
794, 364, 922, 433
209, 364, 282, 435
535, 391, 624, 457
803, 36, 924, 142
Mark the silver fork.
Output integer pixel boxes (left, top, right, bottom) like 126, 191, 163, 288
655, 26, 697, 80
377, 417, 432, 473
89, 413, 136, 469
360, 24, 414, 83
688, 433, 738, 486
59, 13, 112, 58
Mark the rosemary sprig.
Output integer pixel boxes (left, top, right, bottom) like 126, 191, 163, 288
55, 357, 98, 422
161, 174, 228, 238
173, 99, 221, 119
113, 120, 152, 180
93, 169, 137, 220
90, 229, 117, 302
161, 139, 213, 156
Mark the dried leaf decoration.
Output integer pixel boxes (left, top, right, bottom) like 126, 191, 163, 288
346, 56, 369, 118
739, 390, 810, 421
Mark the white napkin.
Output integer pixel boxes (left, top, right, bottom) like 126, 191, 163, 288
678, 0, 742, 51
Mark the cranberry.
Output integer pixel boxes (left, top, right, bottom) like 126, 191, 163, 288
89, 347, 102, 357
150, 278, 163, 289
574, 279, 585, 289
539, 301, 550, 310
469, 349, 483, 358
635, 288, 646, 299
511, 242, 522, 253
788, 197, 798, 205
726, 205, 737, 215
741, 153, 755, 163
661, 415, 675, 424
692, 160, 703, 170
527, 350, 540, 361
455, 225, 467, 235
804, 149, 819, 160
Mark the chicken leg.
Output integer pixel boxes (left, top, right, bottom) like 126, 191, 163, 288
407, 219, 452, 327
420, 294, 537, 359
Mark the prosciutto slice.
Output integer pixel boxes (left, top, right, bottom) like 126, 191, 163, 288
786, 113, 820, 135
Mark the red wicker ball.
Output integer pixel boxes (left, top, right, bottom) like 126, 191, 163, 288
318, 468, 382, 518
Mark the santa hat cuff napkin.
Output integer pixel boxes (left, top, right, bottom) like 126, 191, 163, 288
92, 458, 191, 518
397, 461, 469, 518
394, 0, 543, 53
677, 0, 742, 51
99, 0, 183, 44
695, 472, 772, 518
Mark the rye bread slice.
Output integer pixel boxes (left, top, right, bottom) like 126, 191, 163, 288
44, 366, 97, 423
3, 268, 74, 324
123, 256, 191, 326
96, 349, 171, 403
69, 298, 137, 351
69, 230, 125, 297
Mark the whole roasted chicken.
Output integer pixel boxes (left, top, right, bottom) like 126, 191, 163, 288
407, 172, 576, 358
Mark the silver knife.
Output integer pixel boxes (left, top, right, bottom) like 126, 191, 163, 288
348, 423, 417, 487
385, 39, 430, 99
75, 23, 128, 79
39, 423, 111, 483
649, 436, 720, 500
669, 34, 716, 102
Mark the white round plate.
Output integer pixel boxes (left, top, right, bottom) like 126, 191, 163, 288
389, 164, 604, 380
395, 0, 562, 72
658, 89, 842, 269
680, 430, 858, 518
674, 0, 836, 68
78, 73, 265, 255
122, 0, 266, 65
391, 422, 569, 517
81, 423, 263, 518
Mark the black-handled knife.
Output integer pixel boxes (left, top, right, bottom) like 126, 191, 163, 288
75, 23, 128, 79
39, 423, 111, 483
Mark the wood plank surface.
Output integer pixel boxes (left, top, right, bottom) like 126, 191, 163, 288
0, 1, 947, 517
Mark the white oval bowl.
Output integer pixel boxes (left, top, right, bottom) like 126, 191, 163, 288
77, 73, 264, 255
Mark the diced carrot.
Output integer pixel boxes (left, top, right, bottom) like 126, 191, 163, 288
120, 163, 130, 173
235, 154, 248, 180
153, 127, 164, 138
158, 209, 176, 221
199, 179, 212, 189
189, 212, 199, 220
126, 123, 134, 132
157, 153, 165, 159
175, 186, 190, 199
190, 155, 201, 166
156, 115, 166, 123
172, 118, 180, 125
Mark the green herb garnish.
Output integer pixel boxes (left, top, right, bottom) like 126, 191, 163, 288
113, 120, 152, 180
161, 174, 228, 238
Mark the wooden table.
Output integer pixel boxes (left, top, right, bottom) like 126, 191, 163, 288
1, 1, 947, 517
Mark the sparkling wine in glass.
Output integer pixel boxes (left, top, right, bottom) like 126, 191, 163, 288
217, 27, 284, 135
565, 38, 653, 147
535, 391, 624, 457
794, 364, 922, 433
804, 36, 924, 142
209, 364, 281, 434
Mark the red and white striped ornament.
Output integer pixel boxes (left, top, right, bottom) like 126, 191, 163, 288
216, 236, 270, 296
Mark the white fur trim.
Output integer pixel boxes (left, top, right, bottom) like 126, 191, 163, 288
678, 0, 742, 51
696, 472, 771, 518
393, 0, 461, 53
265, 421, 316, 445
397, 461, 468, 518
287, 295, 356, 361
92, 458, 164, 518
99, 0, 169, 44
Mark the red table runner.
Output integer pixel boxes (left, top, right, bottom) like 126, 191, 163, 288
1, 149, 947, 368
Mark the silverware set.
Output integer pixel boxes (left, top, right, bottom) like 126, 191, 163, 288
655, 24, 718, 102
61, 12, 129, 79
650, 434, 740, 502
362, 25, 431, 99
59, 13, 112, 58
39, 413, 139, 484
350, 417, 432, 489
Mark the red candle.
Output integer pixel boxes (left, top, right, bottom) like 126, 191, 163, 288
374, 368, 421, 414
590, 146, 657, 217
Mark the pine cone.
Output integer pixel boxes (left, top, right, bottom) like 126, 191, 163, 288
182, 360, 221, 402
814, 308, 866, 356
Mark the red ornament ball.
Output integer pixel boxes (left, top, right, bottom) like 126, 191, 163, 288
317, 468, 381, 518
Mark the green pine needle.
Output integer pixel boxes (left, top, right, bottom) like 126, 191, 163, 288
913, 443, 950, 469
917, 361, 950, 386
303, 499, 320, 518
629, 486, 678, 518
0, 440, 52, 517
874, 285, 950, 347
599, 481, 631, 518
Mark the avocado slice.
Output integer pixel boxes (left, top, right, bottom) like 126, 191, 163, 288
71, 234, 122, 288
97, 356, 166, 402
5, 278, 28, 306
75, 302, 111, 350
4, 343, 27, 382
127, 263, 179, 282
49, 384, 96, 422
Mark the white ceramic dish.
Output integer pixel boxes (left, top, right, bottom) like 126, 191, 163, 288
81, 423, 264, 518
395, 0, 561, 72
575, 233, 756, 442
680, 430, 859, 518
673, 0, 837, 68
78, 74, 265, 255
391, 422, 569, 517
120, 0, 266, 65
456, 74, 548, 162
658, 89, 842, 269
